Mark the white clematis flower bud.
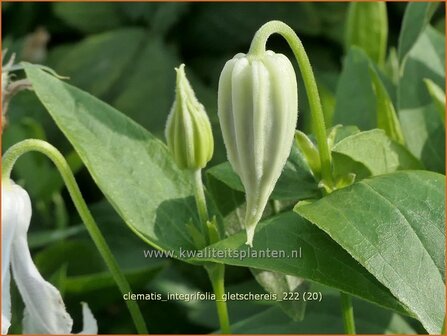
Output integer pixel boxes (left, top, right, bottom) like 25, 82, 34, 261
218, 51, 298, 247
1, 180, 98, 334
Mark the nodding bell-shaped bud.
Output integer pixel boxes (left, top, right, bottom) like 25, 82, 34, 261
165, 64, 214, 170
218, 51, 298, 247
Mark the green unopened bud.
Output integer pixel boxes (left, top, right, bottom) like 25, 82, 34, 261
218, 51, 298, 247
345, 2, 388, 66
165, 64, 214, 170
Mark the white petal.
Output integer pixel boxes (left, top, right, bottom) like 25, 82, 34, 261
1, 182, 18, 281
77, 303, 98, 335
8, 183, 73, 334
2, 181, 25, 334
2, 267, 11, 335
13, 241, 73, 335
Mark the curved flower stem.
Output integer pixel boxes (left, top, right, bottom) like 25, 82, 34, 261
248, 20, 334, 187
190, 169, 231, 334
340, 292, 356, 334
2, 139, 148, 334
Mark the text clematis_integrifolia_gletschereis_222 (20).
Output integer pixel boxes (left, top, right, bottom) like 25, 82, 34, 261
1, 179, 98, 334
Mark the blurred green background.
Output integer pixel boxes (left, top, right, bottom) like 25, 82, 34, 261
2, 2, 445, 334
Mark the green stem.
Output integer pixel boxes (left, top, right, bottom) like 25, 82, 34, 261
249, 20, 333, 186
190, 169, 231, 334
192, 169, 210, 243
441, 316, 445, 335
340, 292, 356, 335
207, 264, 231, 334
2, 139, 148, 334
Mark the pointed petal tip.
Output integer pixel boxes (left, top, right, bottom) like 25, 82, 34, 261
2, 313, 11, 335
245, 225, 256, 248
78, 302, 98, 335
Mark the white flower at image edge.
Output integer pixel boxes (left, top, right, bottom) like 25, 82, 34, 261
1, 180, 98, 334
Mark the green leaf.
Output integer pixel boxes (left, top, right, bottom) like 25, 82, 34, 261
24, 63, 199, 253
49, 30, 185, 137
207, 146, 320, 201
398, 27, 445, 173
331, 152, 371, 184
53, 3, 125, 34
398, 2, 440, 62
332, 129, 423, 176
182, 3, 323, 53
333, 47, 399, 132
206, 172, 246, 236
117, 3, 189, 34
327, 125, 361, 148
333, 48, 376, 129
295, 171, 445, 334
251, 269, 307, 321
434, 16, 445, 35
424, 78, 446, 124
111, 36, 180, 136
229, 292, 416, 334
52, 29, 145, 98
189, 212, 411, 318
319, 83, 336, 127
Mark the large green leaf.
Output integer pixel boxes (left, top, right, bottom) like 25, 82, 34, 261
295, 171, 445, 334
398, 2, 440, 62
189, 211, 411, 318
207, 146, 320, 201
397, 27, 445, 173
332, 129, 422, 176
24, 63, 199, 253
